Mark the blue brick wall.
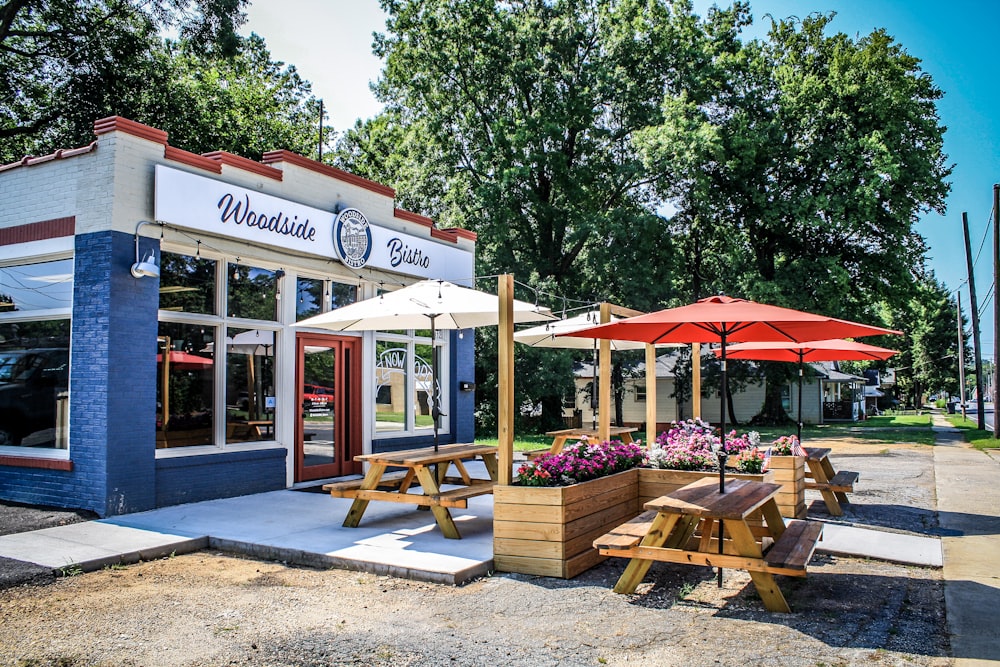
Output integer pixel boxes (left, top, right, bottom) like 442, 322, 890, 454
0, 231, 159, 515
155, 448, 286, 507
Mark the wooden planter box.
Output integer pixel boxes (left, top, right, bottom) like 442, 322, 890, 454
493, 469, 640, 579
768, 455, 806, 519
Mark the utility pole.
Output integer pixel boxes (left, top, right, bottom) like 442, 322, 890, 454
318, 100, 324, 162
994, 184, 999, 438
962, 211, 986, 429
957, 295, 967, 420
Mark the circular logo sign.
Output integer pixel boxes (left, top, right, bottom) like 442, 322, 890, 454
333, 208, 373, 269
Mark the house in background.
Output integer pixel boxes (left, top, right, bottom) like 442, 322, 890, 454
566, 350, 871, 436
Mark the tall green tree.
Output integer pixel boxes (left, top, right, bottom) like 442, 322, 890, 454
637, 11, 950, 318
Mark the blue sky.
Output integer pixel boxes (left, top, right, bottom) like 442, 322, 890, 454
244, 0, 1000, 355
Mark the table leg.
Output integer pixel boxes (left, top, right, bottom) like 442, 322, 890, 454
343, 463, 387, 528
550, 435, 568, 455
621, 433, 634, 445
759, 499, 786, 541
414, 464, 462, 539
726, 519, 790, 613
480, 453, 499, 481
807, 458, 842, 516
819, 457, 850, 505
613, 513, 681, 594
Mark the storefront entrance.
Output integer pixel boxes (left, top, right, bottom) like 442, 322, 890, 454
295, 333, 362, 482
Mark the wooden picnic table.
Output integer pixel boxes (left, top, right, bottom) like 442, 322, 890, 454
595, 476, 823, 613
525, 426, 638, 460
802, 447, 860, 516
324, 443, 499, 539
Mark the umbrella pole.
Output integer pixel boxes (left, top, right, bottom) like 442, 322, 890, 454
431, 316, 440, 453
591, 341, 598, 430
797, 354, 804, 443
717, 333, 728, 588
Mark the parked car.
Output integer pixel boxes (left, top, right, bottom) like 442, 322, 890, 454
0, 348, 69, 445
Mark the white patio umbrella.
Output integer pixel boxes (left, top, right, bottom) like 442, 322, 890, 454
514, 310, 658, 430
295, 279, 555, 450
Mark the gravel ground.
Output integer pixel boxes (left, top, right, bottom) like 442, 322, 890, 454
0, 438, 951, 667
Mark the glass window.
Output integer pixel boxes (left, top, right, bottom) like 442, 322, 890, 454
157, 323, 215, 448
329, 281, 358, 310
159, 252, 216, 314
296, 277, 323, 321
635, 384, 646, 402
413, 342, 436, 432
0, 258, 73, 312
228, 263, 278, 321
375, 340, 406, 433
374, 333, 447, 437
225, 327, 276, 443
0, 320, 70, 448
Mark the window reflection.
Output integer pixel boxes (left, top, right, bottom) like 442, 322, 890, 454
159, 252, 216, 314
228, 263, 278, 320
0, 258, 73, 312
413, 342, 436, 432
296, 277, 323, 321
156, 323, 215, 448
225, 327, 276, 443
0, 320, 70, 448
375, 340, 406, 433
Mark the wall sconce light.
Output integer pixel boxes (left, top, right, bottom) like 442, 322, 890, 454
130, 221, 161, 278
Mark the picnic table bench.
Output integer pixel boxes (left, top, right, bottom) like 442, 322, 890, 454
524, 426, 638, 460
802, 447, 860, 516
323, 443, 499, 539
594, 477, 823, 613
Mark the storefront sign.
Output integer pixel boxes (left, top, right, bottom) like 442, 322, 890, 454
154, 166, 473, 280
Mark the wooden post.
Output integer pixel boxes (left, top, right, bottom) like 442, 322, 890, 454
645, 344, 657, 447
598, 302, 612, 442
498, 274, 515, 485
691, 343, 702, 419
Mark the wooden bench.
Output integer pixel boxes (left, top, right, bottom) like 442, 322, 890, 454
326, 476, 495, 508
594, 514, 823, 578
323, 471, 414, 497
805, 470, 860, 494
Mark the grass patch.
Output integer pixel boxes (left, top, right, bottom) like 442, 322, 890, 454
860, 414, 932, 428
945, 415, 999, 450
475, 433, 554, 452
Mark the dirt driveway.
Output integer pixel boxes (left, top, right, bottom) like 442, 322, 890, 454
0, 438, 950, 667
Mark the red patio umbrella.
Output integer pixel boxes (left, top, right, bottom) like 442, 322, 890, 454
718, 339, 898, 441
560, 296, 901, 489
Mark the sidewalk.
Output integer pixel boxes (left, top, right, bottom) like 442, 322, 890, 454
930, 411, 1000, 666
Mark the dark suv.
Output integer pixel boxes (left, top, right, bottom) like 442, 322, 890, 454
0, 347, 69, 446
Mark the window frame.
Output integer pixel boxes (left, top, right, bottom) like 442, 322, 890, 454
0, 247, 74, 461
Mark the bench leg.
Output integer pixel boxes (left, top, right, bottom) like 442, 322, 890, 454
415, 466, 461, 539
613, 513, 682, 594
480, 453, 499, 481
807, 459, 844, 516
726, 520, 791, 613
343, 464, 387, 528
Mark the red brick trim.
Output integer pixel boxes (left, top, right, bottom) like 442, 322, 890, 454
164, 146, 222, 174
393, 208, 433, 229
93, 116, 168, 145
202, 151, 283, 181
394, 208, 478, 243
261, 150, 396, 198
0, 217, 76, 247
0, 455, 73, 471
0, 143, 98, 174
431, 227, 478, 243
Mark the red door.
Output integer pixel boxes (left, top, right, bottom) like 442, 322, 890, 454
295, 333, 362, 481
